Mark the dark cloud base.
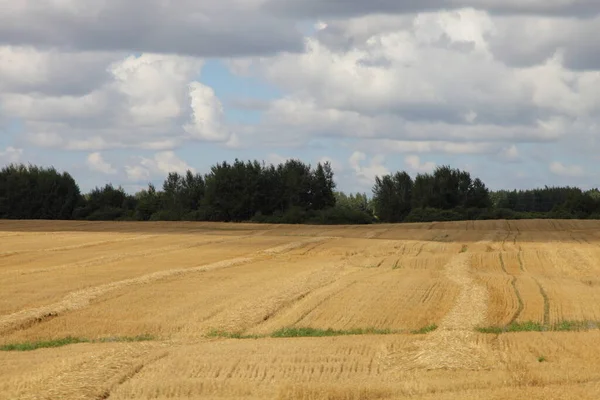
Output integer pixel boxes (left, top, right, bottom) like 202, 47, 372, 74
263, 0, 600, 19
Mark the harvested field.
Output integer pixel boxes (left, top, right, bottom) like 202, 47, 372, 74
2, 220, 600, 399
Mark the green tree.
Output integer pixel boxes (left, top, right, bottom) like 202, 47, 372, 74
372, 171, 413, 222
134, 184, 161, 221
0, 164, 81, 220
311, 162, 336, 210
74, 184, 135, 220
466, 178, 491, 209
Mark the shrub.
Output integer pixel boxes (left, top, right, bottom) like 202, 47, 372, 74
85, 207, 126, 221
149, 210, 182, 221
181, 209, 210, 221
548, 209, 577, 219
476, 208, 516, 220
404, 208, 464, 223
308, 207, 374, 225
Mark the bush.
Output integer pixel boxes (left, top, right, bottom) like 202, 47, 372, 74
308, 207, 374, 225
278, 207, 311, 224
404, 208, 464, 223
548, 208, 577, 219
72, 206, 92, 220
149, 210, 182, 221
513, 211, 548, 220
85, 207, 126, 221
250, 206, 374, 225
250, 211, 269, 223
475, 208, 516, 220
181, 209, 210, 221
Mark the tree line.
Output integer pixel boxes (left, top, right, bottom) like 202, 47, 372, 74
2, 161, 600, 224
372, 165, 600, 222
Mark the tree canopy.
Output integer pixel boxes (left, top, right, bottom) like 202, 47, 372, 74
2, 160, 600, 224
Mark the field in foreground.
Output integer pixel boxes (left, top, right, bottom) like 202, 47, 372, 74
2, 220, 600, 399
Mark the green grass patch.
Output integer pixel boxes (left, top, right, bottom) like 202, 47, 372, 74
207, 330, 263, 339
538, 355, 547, 363
477, 321, 544, 334
0, 336, 88, 351
96, 334, 156, 343
270, 327, 395, 338
477, 320, 600, 334
553, 320, 598, 331
0, 334, 156, 351
411, 324, 438, 335
207, 325, 440, 340
508, 321, 545, 332
460, 245, 468, 253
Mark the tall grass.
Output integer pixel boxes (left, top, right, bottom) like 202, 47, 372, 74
207, 330, 262, 339
0, 334, 155, 351
271, 327, 395, 338
411, 324, 438, 335
0, 336, 88, 351
207, 325, 439, 339
476, 320, 599, 334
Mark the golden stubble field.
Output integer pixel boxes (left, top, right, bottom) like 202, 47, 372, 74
2, 220, 600, 399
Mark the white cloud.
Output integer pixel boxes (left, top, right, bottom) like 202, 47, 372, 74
184, 82, 230, 142
0, 46, 121, 95
0, 52, 237, 151
367, 140, 497, 155
266, 153, 290, 166
125, 151, 195, 182
349, 151, 390, 185
500, 144, 520, 161
124, 165, 151, 182
2, 91, 107, 120
109, 54, 203, 126
404, 155, 436, 173
0, 147, 23, 164
256, 10, 522, 120
488, 15, 600, 70
227, 8, 600, 152
549, 161, 585, 177
86, 152, 117, 174
464, 110, 478, 124
26, 132, 65, 148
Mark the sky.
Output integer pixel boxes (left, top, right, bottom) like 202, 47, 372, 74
0, 1, 599, 194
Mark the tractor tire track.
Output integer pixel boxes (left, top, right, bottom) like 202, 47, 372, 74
499, 253, 524, 325
96, 350, 169, 400
533, 252, 551, 326
386, 253, 491, 370
248, 267, 384, 335
533, 277, 551, 326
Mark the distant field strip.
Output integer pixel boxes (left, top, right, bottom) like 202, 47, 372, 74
0, 234, 261, 277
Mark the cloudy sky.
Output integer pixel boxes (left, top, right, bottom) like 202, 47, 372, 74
1, 0, 599, 194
